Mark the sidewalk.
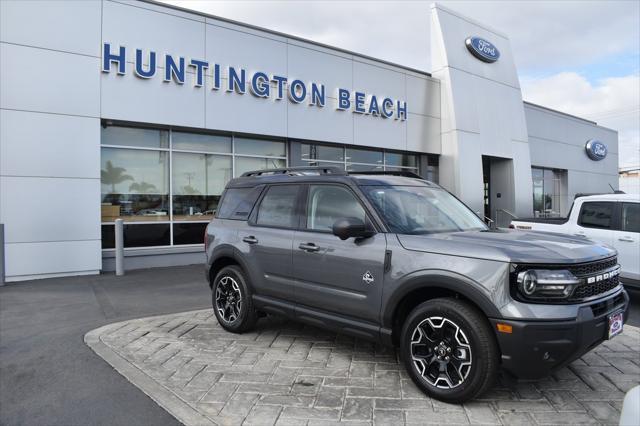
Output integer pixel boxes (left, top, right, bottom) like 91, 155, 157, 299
86, 309, 640, 426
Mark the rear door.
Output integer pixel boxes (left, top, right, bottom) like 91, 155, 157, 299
614, 202, 640, 282
292, 183, 386, 323
573, 201, 615, 247
237, 184, 302, 302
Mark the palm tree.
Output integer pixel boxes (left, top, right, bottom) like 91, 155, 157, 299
101, 161, 133, 193
129, 181, 158, 194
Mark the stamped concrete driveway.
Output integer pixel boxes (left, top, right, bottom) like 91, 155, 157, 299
86, 309, 640, 426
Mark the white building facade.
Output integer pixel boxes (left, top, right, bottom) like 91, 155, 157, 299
0, 1, 619, 281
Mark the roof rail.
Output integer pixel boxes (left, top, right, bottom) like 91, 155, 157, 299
240, 166, 348, 177
348, 170, 424, 179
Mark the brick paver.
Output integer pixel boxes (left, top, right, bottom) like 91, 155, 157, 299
87, 310, 640, 425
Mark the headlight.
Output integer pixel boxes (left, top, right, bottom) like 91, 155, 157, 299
516, 269, 580, 300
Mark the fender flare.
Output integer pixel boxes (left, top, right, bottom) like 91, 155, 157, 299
208, 245, 256, 291
382, 271, 503, 328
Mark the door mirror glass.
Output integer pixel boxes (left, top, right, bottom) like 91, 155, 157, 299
332, 217, 374, 240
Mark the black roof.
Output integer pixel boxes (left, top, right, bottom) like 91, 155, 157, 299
227, 167, 437, 188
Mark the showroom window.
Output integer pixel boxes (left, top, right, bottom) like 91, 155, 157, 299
300, 143, 421, 175
100, 125, 287, 248
531, 167, 564, 217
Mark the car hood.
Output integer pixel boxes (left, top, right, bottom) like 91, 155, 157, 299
396, 229, 616, 264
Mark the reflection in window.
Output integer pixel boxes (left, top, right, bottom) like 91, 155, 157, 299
307, 185, 366, 231
622, 203, 640, 233
256, 185, 300, 228
301, 144, 344, 162
173, 222, 208, 245
346, 148, 383, 165
235, 137, 285, 157
385, 152, 417, 168
579, 202, 614, 229
235, 157, 286, 177
172, 131, 231, 153
101, 148, 169, 222
102, 126, 168, 148
172, 153, 231, 221
101, 223, 170, 248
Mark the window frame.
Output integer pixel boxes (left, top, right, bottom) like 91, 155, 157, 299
249, 184, 304, 231
577, 201, 619, 230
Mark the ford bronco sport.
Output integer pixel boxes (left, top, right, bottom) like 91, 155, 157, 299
205, 167, 629, 402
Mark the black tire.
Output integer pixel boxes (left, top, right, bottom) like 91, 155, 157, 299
212, 265, 257, 333
400, 298, 499, 403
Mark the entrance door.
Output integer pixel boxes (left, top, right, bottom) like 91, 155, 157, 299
482, 157, 491, 221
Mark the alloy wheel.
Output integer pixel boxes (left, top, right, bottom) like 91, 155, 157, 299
215, 276, 243, 324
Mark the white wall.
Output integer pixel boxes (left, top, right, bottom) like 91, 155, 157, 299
0, 0, 103, 281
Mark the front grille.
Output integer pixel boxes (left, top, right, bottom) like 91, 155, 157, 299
566, 256, 617, 277
590, 293, 625, 317
571, 275, 619, 300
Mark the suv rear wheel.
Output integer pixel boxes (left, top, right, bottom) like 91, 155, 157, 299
212, 265, 257, 333
400, 298, 499, 403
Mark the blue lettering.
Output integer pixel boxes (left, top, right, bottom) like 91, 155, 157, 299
134, 49, 156, 78
271, 75, 287, 99
310, 83, 325, 107
102, 43, 126, 75
212, 64, 221, 90
337, 88, 350, 110
227, 67, 246, 93
381, 98, 394, 118
289, 79, 306, 103
189, 59, 208, 87
368, 95, 380, 116
164, 55, 185, 84
250, 71, 270, 97
354, 92, 366, 114
396, 101, 407, 120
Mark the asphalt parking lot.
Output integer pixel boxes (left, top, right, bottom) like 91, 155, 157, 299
1, 265, 639, 426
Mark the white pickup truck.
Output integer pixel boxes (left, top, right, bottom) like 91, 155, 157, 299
511, 193, 639, 289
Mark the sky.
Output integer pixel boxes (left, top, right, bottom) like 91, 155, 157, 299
159, 0, 640, 169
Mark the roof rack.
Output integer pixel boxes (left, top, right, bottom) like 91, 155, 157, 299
349, 170, 424, 179
241, 166, 348, 177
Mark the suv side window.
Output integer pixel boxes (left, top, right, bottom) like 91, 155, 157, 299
622, 203, 640, 233
578, 202, 615, 229
217, 187, 263, 220
306, 185, 366, 231
256, 185, 300, 228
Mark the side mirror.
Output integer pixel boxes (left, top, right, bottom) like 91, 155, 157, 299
332, 217, 375, 241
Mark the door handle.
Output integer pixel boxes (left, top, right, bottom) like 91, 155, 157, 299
298, 243, 320, 252
618, 237, 634, 242
574, 232, 586, 237
242, 236, 259, 244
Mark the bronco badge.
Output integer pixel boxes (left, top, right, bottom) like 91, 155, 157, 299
362, 271, 375, 284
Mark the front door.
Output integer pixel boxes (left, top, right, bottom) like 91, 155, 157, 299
292, 184, 386, 323
572, 200, 615, 246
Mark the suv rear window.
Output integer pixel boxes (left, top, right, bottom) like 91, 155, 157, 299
217, 187, 263, 220
578, 202, 615, 229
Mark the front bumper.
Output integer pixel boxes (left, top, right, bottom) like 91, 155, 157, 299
490, 287, 629, 379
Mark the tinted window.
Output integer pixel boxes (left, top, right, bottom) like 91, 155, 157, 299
578, 202, 614, 229
622, 203, 640, 233
307, 185, 366, 231
217, 187, 263, 220
256, 185, 300, 228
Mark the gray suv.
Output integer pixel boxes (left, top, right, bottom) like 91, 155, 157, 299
205, 167, 629, 402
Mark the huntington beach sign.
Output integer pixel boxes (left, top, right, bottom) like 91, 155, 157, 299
102, 43, 408, 121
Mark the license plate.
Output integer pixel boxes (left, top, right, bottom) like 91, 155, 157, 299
607, 311, 624, 339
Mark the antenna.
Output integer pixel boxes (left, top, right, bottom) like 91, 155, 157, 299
608, 183, 615, 193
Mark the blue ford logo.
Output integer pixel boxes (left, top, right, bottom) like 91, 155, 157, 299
465, 37, 500, 63
585, 139, 608, 161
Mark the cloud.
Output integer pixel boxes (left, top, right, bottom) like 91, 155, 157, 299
521, 72, 640, 168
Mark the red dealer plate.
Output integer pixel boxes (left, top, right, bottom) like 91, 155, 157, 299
608, 311, 624, 340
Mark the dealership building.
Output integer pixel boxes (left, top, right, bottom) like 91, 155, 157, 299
0, 0, 619, 281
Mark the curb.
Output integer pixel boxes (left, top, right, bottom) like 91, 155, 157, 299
84, 319, 217, 426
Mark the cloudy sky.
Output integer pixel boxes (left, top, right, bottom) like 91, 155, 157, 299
160, 0, 639, 168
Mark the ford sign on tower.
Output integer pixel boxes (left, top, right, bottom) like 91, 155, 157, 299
465, 36, 500, 63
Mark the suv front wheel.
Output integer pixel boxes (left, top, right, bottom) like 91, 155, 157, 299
400, 298, 499, 403
212, 265, 257, 333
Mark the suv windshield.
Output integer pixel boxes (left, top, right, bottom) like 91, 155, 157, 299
363, 185, 488, 234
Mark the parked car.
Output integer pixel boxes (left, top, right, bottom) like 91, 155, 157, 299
511, 194, 639, 289
205, 167, 629, 402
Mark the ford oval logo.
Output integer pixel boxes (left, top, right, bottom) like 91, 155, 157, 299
465, 37, 500, 63
585, 139, 608, 161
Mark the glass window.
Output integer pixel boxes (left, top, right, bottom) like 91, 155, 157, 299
301, 144, 344, 162
578, 202, 614, 229
172, 131, 231, 153
101, 224, 170, 248
532, 167, 563, 217
347, 163, 383, 172
102, 126, 168, 149
235, 157, 286, 177
622, 203, 640, 233
217, 187, 263, 220
307, 185, 366, 231
101, 148, 169, 222
256, 185, 300, 228
346, 148, 383, 165
172, 153, 231, 221
235, 137, 285, 157
385, 152, 417, 168
173, 222, 208, 245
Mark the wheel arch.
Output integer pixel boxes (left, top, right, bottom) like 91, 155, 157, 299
208, 246, 252, 289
